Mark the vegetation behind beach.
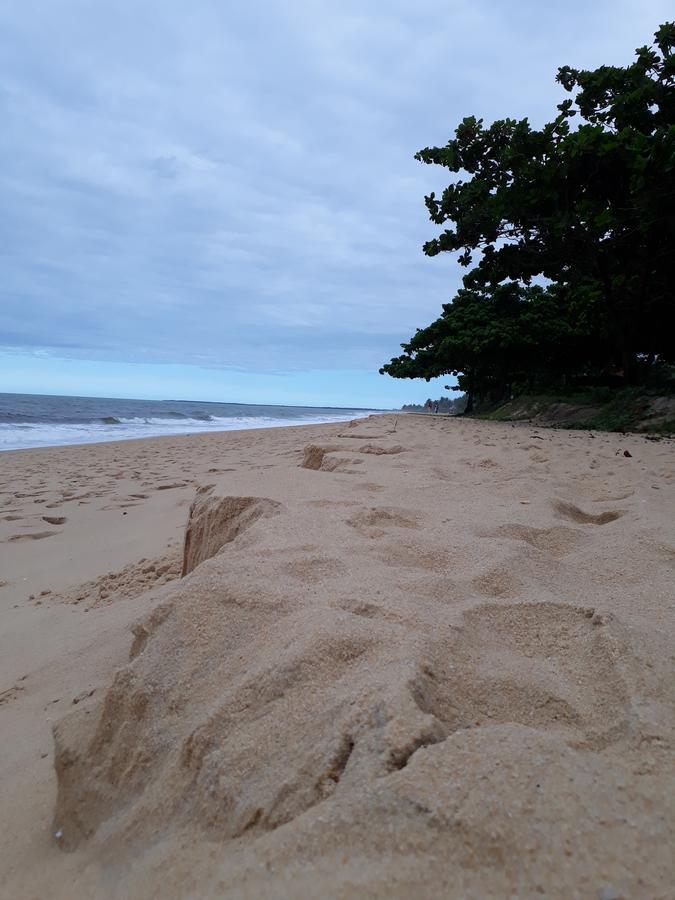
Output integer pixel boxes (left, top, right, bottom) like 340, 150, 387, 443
383, 23, 675, 425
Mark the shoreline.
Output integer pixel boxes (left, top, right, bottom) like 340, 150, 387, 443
0, 412, 377, 455
0, 415, 373, 456
1, 414, 673, 897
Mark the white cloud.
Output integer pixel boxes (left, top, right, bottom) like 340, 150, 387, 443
0, 0, 670, 378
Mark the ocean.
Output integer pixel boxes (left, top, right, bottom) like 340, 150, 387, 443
0, 393, 381, 451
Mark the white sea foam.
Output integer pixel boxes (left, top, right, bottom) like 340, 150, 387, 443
0, 412, 368, 451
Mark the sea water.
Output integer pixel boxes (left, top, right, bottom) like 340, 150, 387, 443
0, 393, 380, 451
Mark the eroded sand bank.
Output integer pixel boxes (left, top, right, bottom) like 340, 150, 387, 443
1, 415, 673, 898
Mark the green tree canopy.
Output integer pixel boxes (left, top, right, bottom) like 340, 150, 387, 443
382, 23, 675, 402
381, 282, 608, 410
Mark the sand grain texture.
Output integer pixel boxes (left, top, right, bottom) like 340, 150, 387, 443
1, 415, 674, 899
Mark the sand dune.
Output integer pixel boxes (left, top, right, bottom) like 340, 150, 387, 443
1, 415, 674, 898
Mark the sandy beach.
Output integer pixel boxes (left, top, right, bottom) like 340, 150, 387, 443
1, 414, 673, 898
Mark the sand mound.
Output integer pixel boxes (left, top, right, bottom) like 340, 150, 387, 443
182, 491, 282, 576
299, 444, 340, 470
51, 572, 432, 850
300, 444, 362, 473
51, 559, 665, 885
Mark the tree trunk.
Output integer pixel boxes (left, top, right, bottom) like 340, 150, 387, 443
463, 392, 474, 414
622, 349, 638, 386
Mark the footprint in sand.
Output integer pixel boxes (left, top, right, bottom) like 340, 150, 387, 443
0, 682, 26, 706
42, 516, 67, 525
337, 597, 385, 619
356, 444, 406, 456
552, 499, 623, 525
480, 522, 581, 556
409, 602, 629, 752
6, 531, 57, 542
284, 557, 346, 583
461, 457, 500, 470
377, 543, 450, 573
347, 507, 419, 539
471, 562, 524, 599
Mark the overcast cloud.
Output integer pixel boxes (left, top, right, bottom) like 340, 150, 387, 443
0, 0, 670, 403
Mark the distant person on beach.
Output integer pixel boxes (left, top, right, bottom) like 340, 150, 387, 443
425, 399, 432, 413
433, 401, 439, 414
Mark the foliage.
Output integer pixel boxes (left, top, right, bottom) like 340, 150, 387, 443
478, 389, 675, 433
381, 23, 675, 406
401, 395, 467, 413
382, 282, 611, 409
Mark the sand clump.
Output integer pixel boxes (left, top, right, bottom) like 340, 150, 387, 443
0, 415, 674, 898
52, 553, 182, 607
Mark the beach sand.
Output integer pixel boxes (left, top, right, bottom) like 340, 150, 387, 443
0, 414, 673, 898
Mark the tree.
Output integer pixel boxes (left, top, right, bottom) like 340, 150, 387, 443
382, 23, 675, 396
380, 282, 609, 411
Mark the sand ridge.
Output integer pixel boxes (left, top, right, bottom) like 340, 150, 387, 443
0, 415, 674, 898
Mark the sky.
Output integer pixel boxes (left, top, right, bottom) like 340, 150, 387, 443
0, 0, 670, 408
